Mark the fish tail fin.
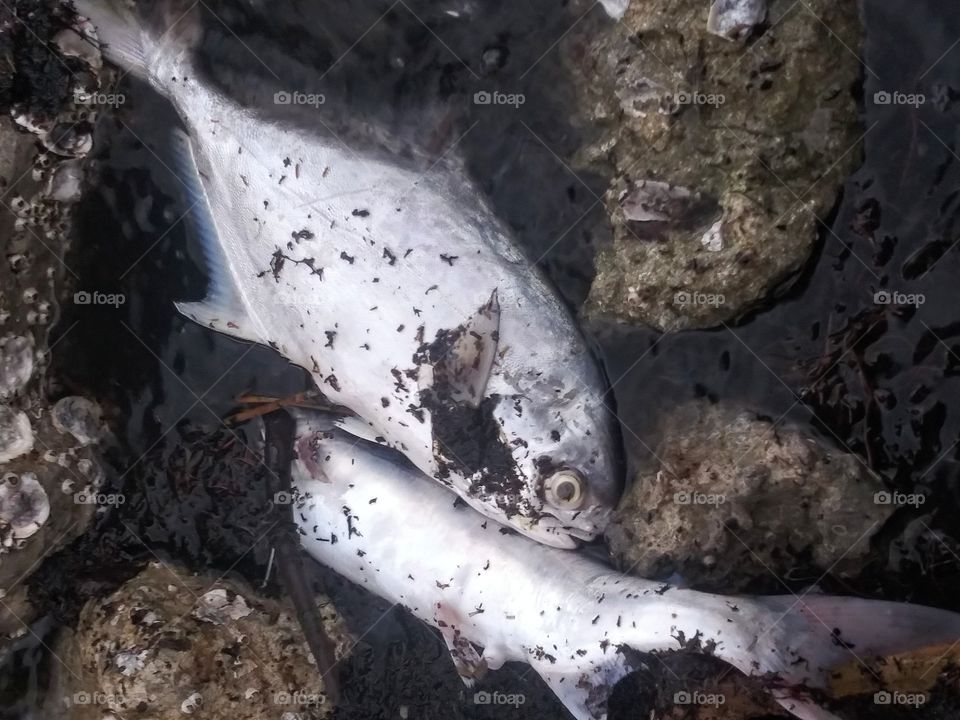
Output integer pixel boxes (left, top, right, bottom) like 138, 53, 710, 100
744, 594, 960, 682
529, 593, 960, 720
73, 0, 201, 86
725, 595, 960, 719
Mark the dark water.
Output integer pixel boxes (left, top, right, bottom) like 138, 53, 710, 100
5, 0, 960, 718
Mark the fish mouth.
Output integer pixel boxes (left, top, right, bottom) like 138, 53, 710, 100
528, 514, 599, 549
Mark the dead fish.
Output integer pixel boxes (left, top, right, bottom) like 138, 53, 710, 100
290, 410, 960, 720
77, 0, 622, 548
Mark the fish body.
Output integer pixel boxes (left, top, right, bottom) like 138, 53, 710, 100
290, 411, 960, 720
78, 0, 621, 547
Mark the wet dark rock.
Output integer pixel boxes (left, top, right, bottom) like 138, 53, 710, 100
567, 0, 863, 330
606, 402, 892, 591
0, 0, 106, 651
43, 562, 351, 720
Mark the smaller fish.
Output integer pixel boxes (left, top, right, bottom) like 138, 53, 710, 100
290, 410, 960, 720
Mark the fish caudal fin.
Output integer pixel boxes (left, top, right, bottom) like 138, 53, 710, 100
73, 0, 150, 78
730, 595, 960, 719
73, 0, 201, 86
527, 593, 960, 720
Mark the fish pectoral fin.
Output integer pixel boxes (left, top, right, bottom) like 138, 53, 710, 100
443, 290, 500, 407
169, 127, 262, 344
435, 604, 488, 687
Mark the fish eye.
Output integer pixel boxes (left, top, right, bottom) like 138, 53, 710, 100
544, 469, 586, 510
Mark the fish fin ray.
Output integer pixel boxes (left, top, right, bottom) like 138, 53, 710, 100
74, 0, 150, 78
333, 416, 381, 445
435, 603, 488, 687
169, 128, 262, 344
443, 290, 500, 407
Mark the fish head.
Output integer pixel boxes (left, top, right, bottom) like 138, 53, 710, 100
489, 389, 622, 547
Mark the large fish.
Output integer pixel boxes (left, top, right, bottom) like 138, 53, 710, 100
78, 1, 622, 547
290, 410, 960, 720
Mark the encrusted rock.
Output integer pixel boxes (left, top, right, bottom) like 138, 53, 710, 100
606, 402, 893, 591
46, 563, 352, 720
567, 0, 863, 330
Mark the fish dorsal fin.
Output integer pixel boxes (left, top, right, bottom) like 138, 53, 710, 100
169, 127, 263, 344
443, 290, 500, 407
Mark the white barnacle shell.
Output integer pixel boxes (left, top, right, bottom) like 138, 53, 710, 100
0, 472, 50, 540
0, 406, 33, 463
180, 691, 203, 714
51, 396, 105, 446
193, 588, 253, 624
0, 336, 34, 399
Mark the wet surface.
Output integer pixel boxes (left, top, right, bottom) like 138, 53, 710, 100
3, 0, 960, 718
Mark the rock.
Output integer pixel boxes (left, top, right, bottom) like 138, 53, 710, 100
0, 405, 33, 462
0, 0, 118, 664
605, 402, 892, 591
45, 563, 352, 720
51, 396, 105, 446
566, 0, 863, 330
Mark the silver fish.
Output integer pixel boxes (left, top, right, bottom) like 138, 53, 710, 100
290, 411, 960, 720
78, 1, 622, 547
